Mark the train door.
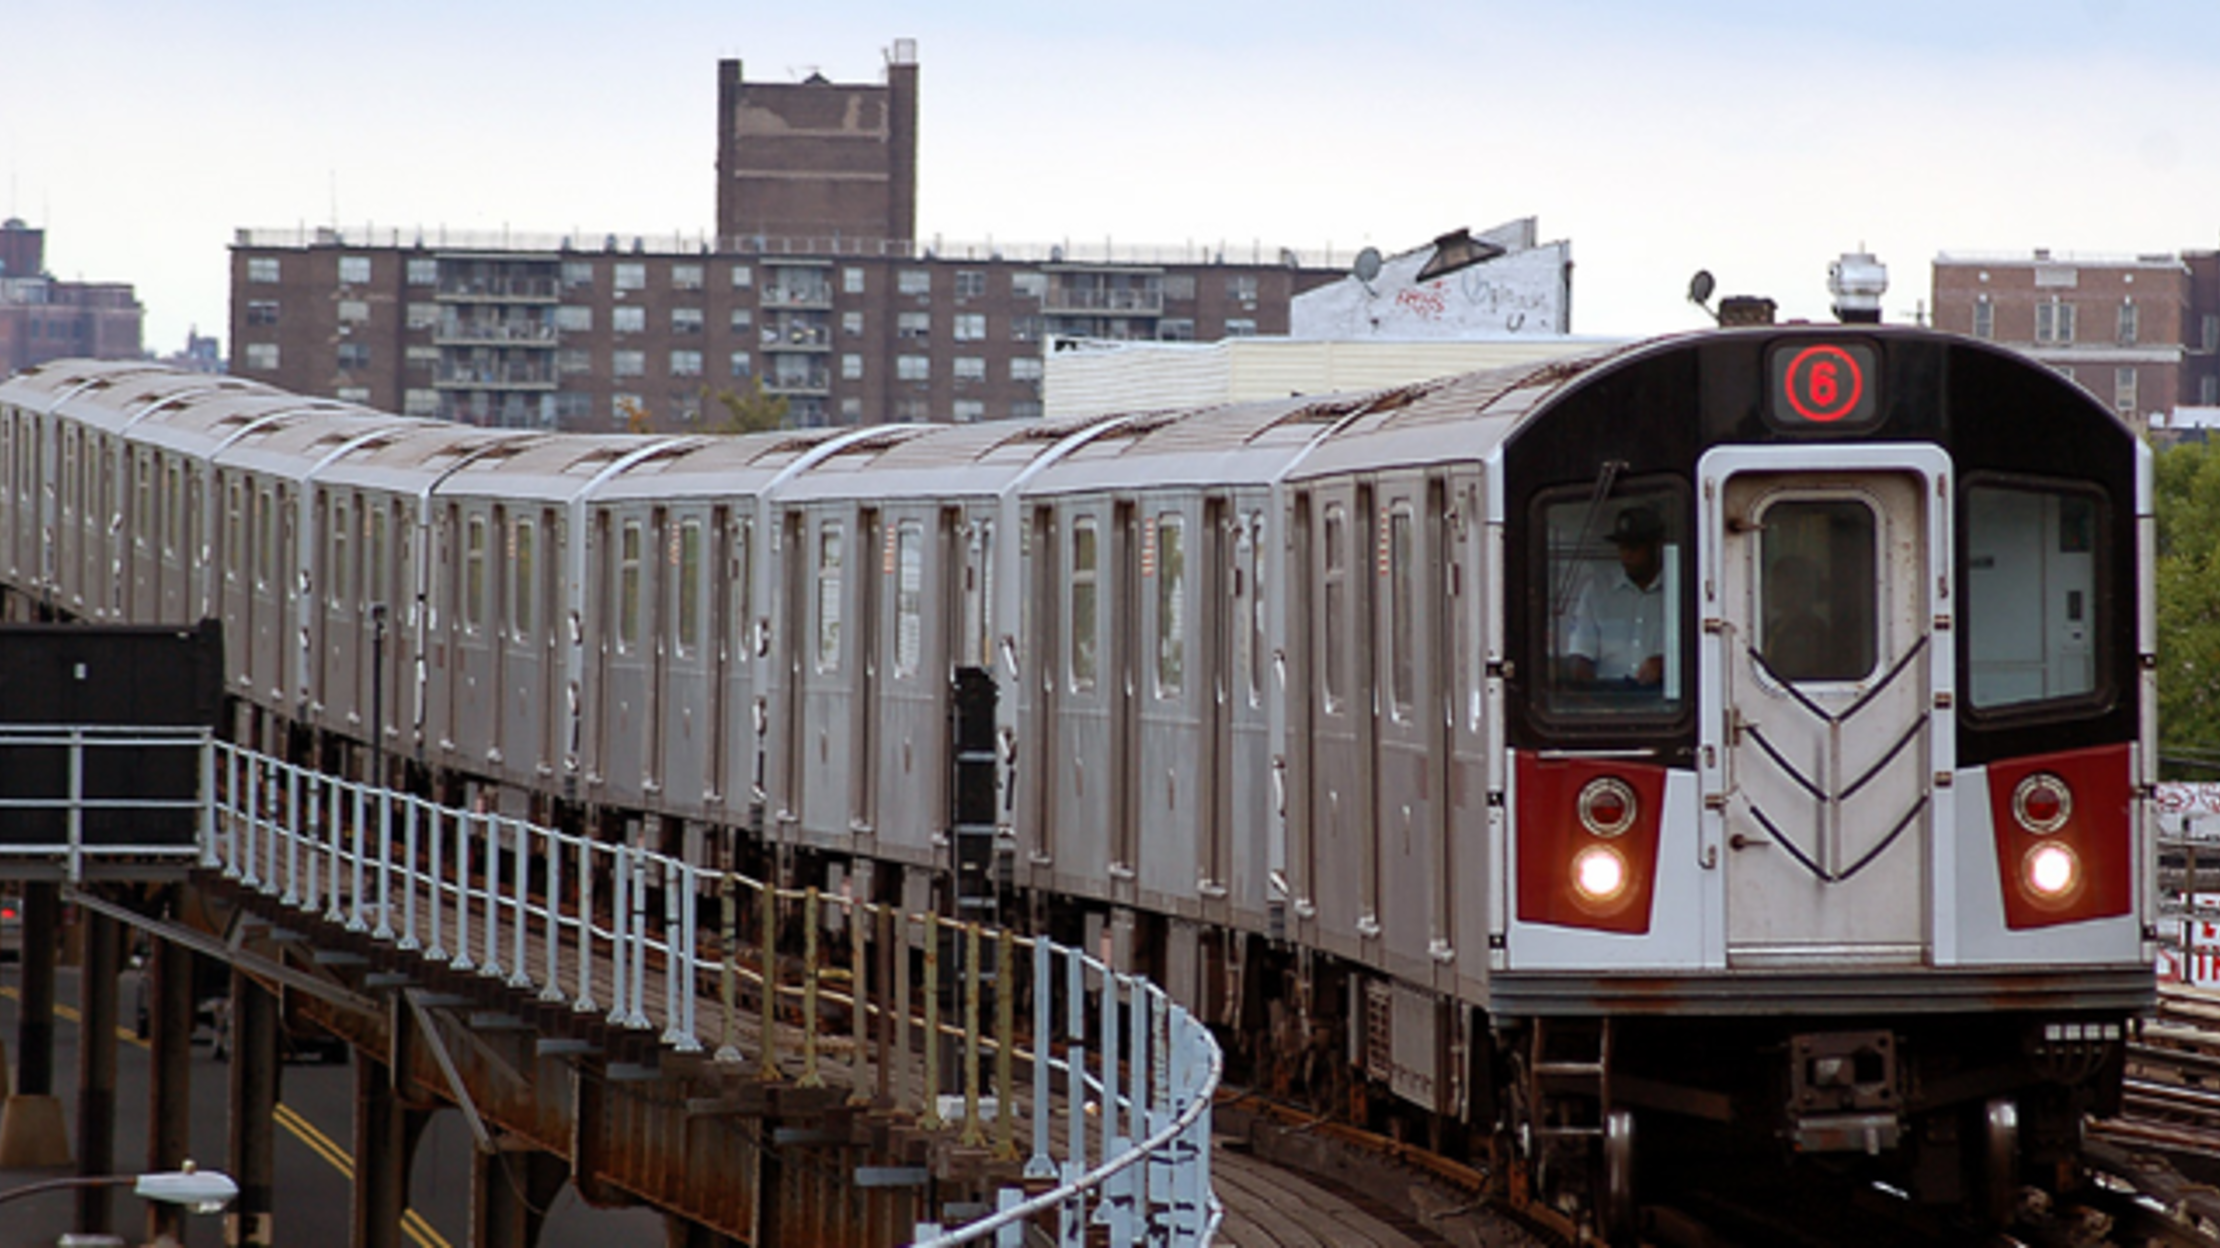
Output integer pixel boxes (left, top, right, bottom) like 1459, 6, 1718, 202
1703, 447, 1948, 968
643, 506, 668, 794
658, 507, 711, 809
778, 508, 809, 836
1111, 500, 1142, 884
1027, 505, 1060, 870
707, 505, 733, 806
499, 507, 545, 778
848, 506, 882, 836
1201, 496, 1232, 905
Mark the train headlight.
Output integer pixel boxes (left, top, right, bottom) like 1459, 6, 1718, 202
2023, 842, 2080, 902
2011, 773, 2072, 835
1572, 845, 1628, 903
1578, 777, 1637, 838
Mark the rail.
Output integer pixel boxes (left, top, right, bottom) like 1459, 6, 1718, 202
198, 740, 1222, 1246
0, 724, 210, 880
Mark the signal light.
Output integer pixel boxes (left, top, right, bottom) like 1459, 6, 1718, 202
1572, 845, 1629, 903
1579, 777, 1637, 838
2011, 773, 2072, 834
2023, 843, 2080, 901
1517, 756, 1664, 934
1987, 746, 2130, 930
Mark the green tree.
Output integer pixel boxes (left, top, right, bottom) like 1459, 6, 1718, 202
2156, 438, 2220, 775
704, 378, 790, 435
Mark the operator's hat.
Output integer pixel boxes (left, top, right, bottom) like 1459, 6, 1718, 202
1608, 506, 1665, 545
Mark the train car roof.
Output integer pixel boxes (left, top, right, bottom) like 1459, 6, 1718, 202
1018, 394, 1351, 496
768, 412, 1129, 503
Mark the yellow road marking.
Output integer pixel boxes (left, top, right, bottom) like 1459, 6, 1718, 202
4, 983, 454, 1248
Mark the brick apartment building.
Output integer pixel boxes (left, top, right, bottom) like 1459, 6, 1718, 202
230, 41, 1343, 430
1929, 249, 2200, 428
0, 218, 143, 374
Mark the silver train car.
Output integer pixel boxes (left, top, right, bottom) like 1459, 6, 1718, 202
0, 321, 2154, 1241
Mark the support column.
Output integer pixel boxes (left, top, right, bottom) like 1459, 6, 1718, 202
145, 935, 196, 1247
0, 882, 68, 1167
74, 908, 122, 1236
228, 968, 281, 1248
471, 1144, 568, 1248
353, 1053, 408, 1248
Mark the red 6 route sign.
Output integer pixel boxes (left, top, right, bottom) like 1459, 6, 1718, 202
1767, 340, 1879, 430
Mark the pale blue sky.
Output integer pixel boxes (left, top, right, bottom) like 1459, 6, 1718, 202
10, 1, 2220, 353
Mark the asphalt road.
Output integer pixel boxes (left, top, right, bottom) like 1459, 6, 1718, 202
0, 957, 671, 1247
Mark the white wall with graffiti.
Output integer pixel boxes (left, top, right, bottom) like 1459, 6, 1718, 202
1290, 217, 1571, 341
2157, 784, 2220, 988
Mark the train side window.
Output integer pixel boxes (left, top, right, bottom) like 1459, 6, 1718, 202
224, 478, 242, 582
618, 519, 642, 654
1156, 513, 1185, 698
1389, 502, 1415, 717
163, 460, 181, 558
1757, 500, 1877, 683
1322, 505, 1347, 713
1070, 517, 1098, 691
513, 519, 536, 641
255, 487, 274, 590
367, 506, 388, 608
676, 518, 702, 657
1538, 483, 1686, 719
817, 522, 844, 672
464, 513, 487, 633
731, 516, 752, 660
134, 456, 150, 550
1965, 481, 2104, 711
894, 520, 924, 678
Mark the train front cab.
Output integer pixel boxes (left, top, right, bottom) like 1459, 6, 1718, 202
1494, 328, 2151, 1236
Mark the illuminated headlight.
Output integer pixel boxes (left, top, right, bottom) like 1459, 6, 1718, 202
2024, 842, 2080, 901
1578, 777, 1637, 838
2011, 772, 2072, 834
1572, 845, 1628, 903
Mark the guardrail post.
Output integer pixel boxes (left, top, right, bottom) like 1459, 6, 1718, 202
921, 914, 942, 1130
1128, 979, 1150, 1240
399, 798, 421, 952
540, 828, 566, 1003
1097, 969, 1124, 1243
282, 763, 301, 906
799, 886, 824, 1087
65, 728, 84, 883
894, 907, 911, 1109
1026, 937, 1054, 1179
757, 880, 779, 1082
510, 820, 533, 991
573, 837, 597, 1014
994, 927, 1016, 1162
480, 808, 503, 979
325, 775, 345, 923
627, 843, 650, 1028
200, 738, 218, 870
452, 804, 475, 972
961, 921, 983, 1146
717, 873, 740, 1063
424, 804, 448, 963
372, 785, 392, 940
850, 892, 869, 1104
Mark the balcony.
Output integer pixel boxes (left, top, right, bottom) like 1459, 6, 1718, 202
761, 320, 832, 352
1041, 286, 1163, 316
435, 317, 558, 348
436, 275, 559, 303
435, 361, 558, 390
761, 365, 831, 395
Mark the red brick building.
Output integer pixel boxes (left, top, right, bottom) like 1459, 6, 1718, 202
0, 218, 143, 375
229, 43, 1343, 430
1930, 250, 2188, 428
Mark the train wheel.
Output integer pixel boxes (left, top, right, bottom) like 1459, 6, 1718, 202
1981, 1096, 2019, 1228
1602, 1107, 1638, 1245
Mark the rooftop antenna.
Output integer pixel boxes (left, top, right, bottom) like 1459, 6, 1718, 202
1687, 270, 1718, 323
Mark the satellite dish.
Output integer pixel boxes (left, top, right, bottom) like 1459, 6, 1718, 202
1687, 270, 1716, 307
1353, 247, 1383, 285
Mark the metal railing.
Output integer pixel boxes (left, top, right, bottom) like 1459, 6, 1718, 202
0, 725, 210, 880
198, 741, 1221, 1246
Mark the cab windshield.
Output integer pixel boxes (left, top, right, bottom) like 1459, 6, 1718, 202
1538, 484, 1686, 720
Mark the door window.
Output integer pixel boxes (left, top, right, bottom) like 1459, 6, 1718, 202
1757, 500, 1876, 683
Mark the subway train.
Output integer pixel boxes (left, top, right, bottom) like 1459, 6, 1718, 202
0, 320, 2153, 1241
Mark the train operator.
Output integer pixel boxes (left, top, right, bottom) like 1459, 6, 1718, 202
1562, 505, 1668, 688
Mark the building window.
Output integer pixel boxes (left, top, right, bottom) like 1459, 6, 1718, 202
730, 352, 752, 377
730, 308, 753, 332
1012, 315, 1044, 342
1158, 318, 1195, 342
897, 311, 930, 340
842, 311, 863, 337
955, 270, 986, 298
405, 344, 439, 366
897, 269, 931, 296
612, 306, 645, 333
840, 397, 863, 421
338, 300, 370, 324
2115, 367, 2138, 413
842, 354, 863, 380
2035, 299, 2075, 345
953, 357, 986, 382
612, 393, 642, 424
613, 350, 644, 377
672, 263, 704, 291
897, 355, 930, 381
246, 301, 280, 327
895, 399, 931, 422
1010, 399, 1042, 420
339, 255, 371, 284
952, 399, 985, 423
1226, 274, 1258, 301
2118, 300, 2138, 346
556, 348, 591, 375
405, 389, 439, 416
613, 263, 646, 291
672, 307, 703, 334
1971, 297, 1992, 341
407, 302, 439, 330
730, 264, 752, 288
248, 257, 280, 283
1225, 318, 1258, 337
670, 349, 703, 377
1010, 357, 1043, 382
407, 258, 438, 285
1162, 274, 1196, 300
555, 305, 592, 332
562, 261, 594, 288
2205, 314, 2220, 353
953, 312, 986, 341
337, 342, 371, 370
2204, 375, 2219, 405
1011, 272, 1046, 300
843, 267, 865, 294
244, 343, 279, 370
